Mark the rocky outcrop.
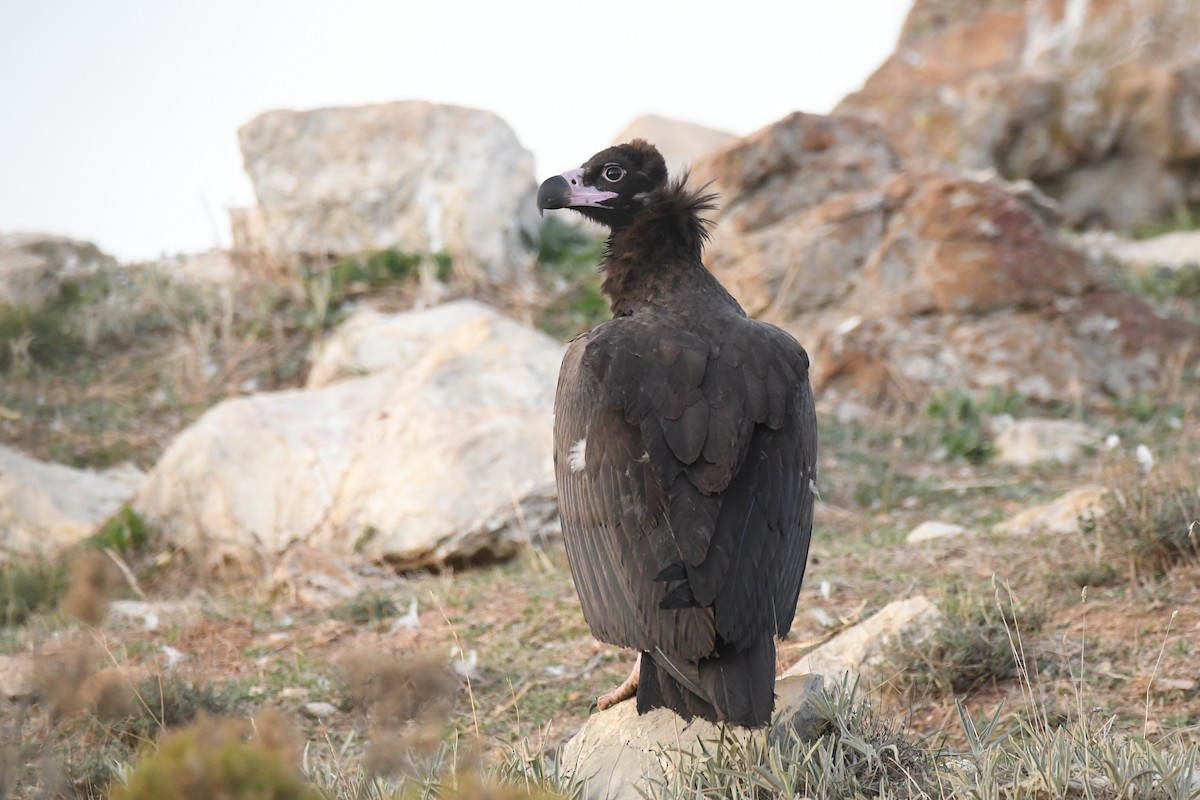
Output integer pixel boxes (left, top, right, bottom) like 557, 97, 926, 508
0, 445, 144, 560
695, 111, 1200, 411
134, 301, 562, 571
236, 101, 540, 285
612, 114, 737, 178
561, 673, 826, 800
835, 0, 1200, 231
0, 233, 111, 309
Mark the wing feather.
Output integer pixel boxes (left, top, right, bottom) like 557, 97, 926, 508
555, 312, 816, 671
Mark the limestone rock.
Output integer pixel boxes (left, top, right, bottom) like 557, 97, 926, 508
612, 114, 737, 178
994, 418, 1100, 467
784, 596, 943, 689
0, 445, 145, 561
134, 301, 563, 570
306, 299, 553, 390
907, 520, 969, 544
0, 232, 111, 309
237, 101, 540, 284
835, 0, 1200, 231
561, 673, 827, 800
998, 485, 1108, 536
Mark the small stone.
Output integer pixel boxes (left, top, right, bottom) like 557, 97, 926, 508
997, 486, 1108, 536
906, 520, 969, 543
302, 702, 339, 719
1151, 677, 1197, 694
0, 654, 35, 699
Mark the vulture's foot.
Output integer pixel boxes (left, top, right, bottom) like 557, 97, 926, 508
597, 653, 640, 710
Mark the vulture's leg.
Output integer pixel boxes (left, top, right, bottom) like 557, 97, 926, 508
597, 653, 640, 710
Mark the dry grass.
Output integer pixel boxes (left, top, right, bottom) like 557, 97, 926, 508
1, 238, 1199, 796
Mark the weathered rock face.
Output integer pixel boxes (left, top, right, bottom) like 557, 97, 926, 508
0, 233, 111, 309
835, 0, 1200, 231
134, 300, 563, 570
698, 111, 902, 236
612, 114, 737, 178
561, 674, 827, 800
0, 445, 144, 561
237, 101, 540, 285
696, 111, 1200, 410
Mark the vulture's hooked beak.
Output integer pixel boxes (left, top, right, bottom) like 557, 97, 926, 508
537, 167, 618, 216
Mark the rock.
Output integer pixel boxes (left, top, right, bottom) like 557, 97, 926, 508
561, 673, 826, 800
306, 299, 554, 389
134, 300, 562, 571
784, 596, 943, 689
612, 114, 737, 178
0, 232, 111, 309
997, 485, 1108, 536
697, 111, 901, 235
835, 0, 1200, 231
695, 112, 1200, 410
0, 445, 146, 561
237, 101, 540, 285
993, 418, 1100, 466
1100, 230, 1200, 272
269, 547, 369, 609
906, 521, 969, 543
301, 702, 339, 718
0, 654, 34, 699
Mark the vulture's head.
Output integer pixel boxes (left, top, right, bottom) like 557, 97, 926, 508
537, 139, 669, 230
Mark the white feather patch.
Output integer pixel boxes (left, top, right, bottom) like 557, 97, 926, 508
569, 438, 587, 472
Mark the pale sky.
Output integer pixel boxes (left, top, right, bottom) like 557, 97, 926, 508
0, 1, 911, 262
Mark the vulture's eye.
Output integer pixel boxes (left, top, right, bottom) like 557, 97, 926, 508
602, 164, 626, 183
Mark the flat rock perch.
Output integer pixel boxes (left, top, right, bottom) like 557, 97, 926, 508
560, 673, 826, 800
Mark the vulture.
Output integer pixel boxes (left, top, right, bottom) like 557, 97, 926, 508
538, 140, 817, 728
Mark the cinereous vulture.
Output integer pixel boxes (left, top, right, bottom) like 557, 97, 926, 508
537, 140, 817, 727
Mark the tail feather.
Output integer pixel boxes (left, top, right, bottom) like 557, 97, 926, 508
636, 637, 777, 727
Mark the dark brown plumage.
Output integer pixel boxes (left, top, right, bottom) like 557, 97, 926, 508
539, 140, 817, 728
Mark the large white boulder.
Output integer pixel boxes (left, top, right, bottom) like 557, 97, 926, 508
236, 101, 540, 285
0, 445, 144, 560
134, 301, 564, 570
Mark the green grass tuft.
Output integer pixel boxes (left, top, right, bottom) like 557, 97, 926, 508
0, 557, 69, 628
84, 506, 152, 556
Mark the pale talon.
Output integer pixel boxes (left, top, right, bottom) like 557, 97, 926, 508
596, 654, 640, 711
